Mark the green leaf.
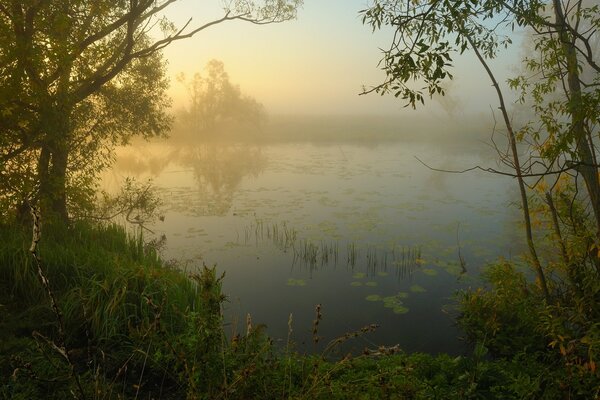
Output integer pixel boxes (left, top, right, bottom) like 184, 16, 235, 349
410, 284, 426, 293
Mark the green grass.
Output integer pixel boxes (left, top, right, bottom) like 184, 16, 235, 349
0, 220, 215, 398
1, 220, 597, 399
0, 221, 199, 339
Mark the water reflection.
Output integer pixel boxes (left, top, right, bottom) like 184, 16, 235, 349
102, 123, 521, 355
176, 144, 266, 216
111, 141, 266, 216
241, 219, 423, 280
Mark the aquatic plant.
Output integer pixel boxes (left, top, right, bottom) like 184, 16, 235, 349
241, 220, 423, 282
410, 284, 426, 293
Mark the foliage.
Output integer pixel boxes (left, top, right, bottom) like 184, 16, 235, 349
91, 177, 164, 227
360, 0, 600, 242
0, 0, 301, 221
361, 2, 600, 398
176, 59, 267, 138
458, 262, 547, 356
458, 261, 600, 398
359, 0, 519, 107
2, 219, 594, 399
0, 220, 221, 398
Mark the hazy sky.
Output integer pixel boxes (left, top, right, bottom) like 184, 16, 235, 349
160, 1, 522, 116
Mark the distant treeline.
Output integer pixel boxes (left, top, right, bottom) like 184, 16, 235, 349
168, 112, 502, 150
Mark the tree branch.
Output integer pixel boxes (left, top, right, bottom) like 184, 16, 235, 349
413, 156, 594, 178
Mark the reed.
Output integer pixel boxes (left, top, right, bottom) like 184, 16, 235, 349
2, 218, 565, 399
240, 220, 422, 280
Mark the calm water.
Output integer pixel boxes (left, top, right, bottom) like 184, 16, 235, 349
103, 136, 522, 355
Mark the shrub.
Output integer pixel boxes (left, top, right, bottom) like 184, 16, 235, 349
457, 261, 547, 356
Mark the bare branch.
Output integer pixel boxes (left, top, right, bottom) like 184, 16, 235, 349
413, 156, 593, 178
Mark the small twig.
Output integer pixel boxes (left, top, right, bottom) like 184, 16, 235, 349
322, 324, 379, 357
362, 344, 402, 357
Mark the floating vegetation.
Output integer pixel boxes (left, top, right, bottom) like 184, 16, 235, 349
286, 278, 307, 287
377, 271, 389, 277
431, 257, 468, 277
422, 268, 438, 276
392, 305, 410, 314
365, 281, 378, 287
350, 281, 362, 287
352, 272, 366, 279
382, 296, 403, 308
365, 293, 411, 314
410, 284, 426, 293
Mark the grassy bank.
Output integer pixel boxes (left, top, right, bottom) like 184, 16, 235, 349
0, 220, 597, 399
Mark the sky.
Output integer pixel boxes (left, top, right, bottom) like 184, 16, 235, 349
158, 0, 523, 116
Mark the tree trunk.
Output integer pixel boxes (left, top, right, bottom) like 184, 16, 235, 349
49, 141, 69, 222
553, 0, 600, 237
465, 33, 550, 301
37, 104, 71, 224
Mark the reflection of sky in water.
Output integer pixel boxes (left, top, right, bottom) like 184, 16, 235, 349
103, 140, 522, 355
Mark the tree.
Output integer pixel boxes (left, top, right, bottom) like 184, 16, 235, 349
177, 59, 267, 134
0, 0, 301, 222
360, 0, 600, 298
361, 2, 600, 381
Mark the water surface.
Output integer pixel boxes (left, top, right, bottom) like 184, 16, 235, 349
104, 135, 521, 355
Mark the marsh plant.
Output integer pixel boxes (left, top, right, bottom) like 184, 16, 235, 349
240, 219, 422, 278
1, 214, 595, 399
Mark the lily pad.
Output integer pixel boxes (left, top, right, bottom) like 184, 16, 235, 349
382, 296, 403, 308
365, 281, 378, 287
442, 261, 464, 277
350, 281, 363, 287
396, 292, 409, 299
422, 268, 438, 276
392, 305, 410, 314
352, 272, 366, 279
410, 284, 426, 293
366, 294, 382, 302
377, 271, 389, 277
287, 278, 306, 287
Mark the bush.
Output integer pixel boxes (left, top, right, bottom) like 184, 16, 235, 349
457, 261, 547, 356
458, 261, 600, 399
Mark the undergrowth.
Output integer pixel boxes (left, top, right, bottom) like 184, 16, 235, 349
1, 220, 598, 399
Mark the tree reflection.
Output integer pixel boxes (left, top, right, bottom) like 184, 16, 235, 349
111, 59, 269, 216
175, 144, 266, 216
111, 141, 266, 216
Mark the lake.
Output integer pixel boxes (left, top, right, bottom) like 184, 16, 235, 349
102, 127, 522, 356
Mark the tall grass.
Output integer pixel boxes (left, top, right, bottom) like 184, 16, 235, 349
0, 220, 222, 398
2, 219, 590, 399
0, 221, 199, 340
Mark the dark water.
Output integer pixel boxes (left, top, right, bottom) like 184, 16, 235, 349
104, 138, 522, 355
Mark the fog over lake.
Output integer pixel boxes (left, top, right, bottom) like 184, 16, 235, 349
103, 114, 523, 355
